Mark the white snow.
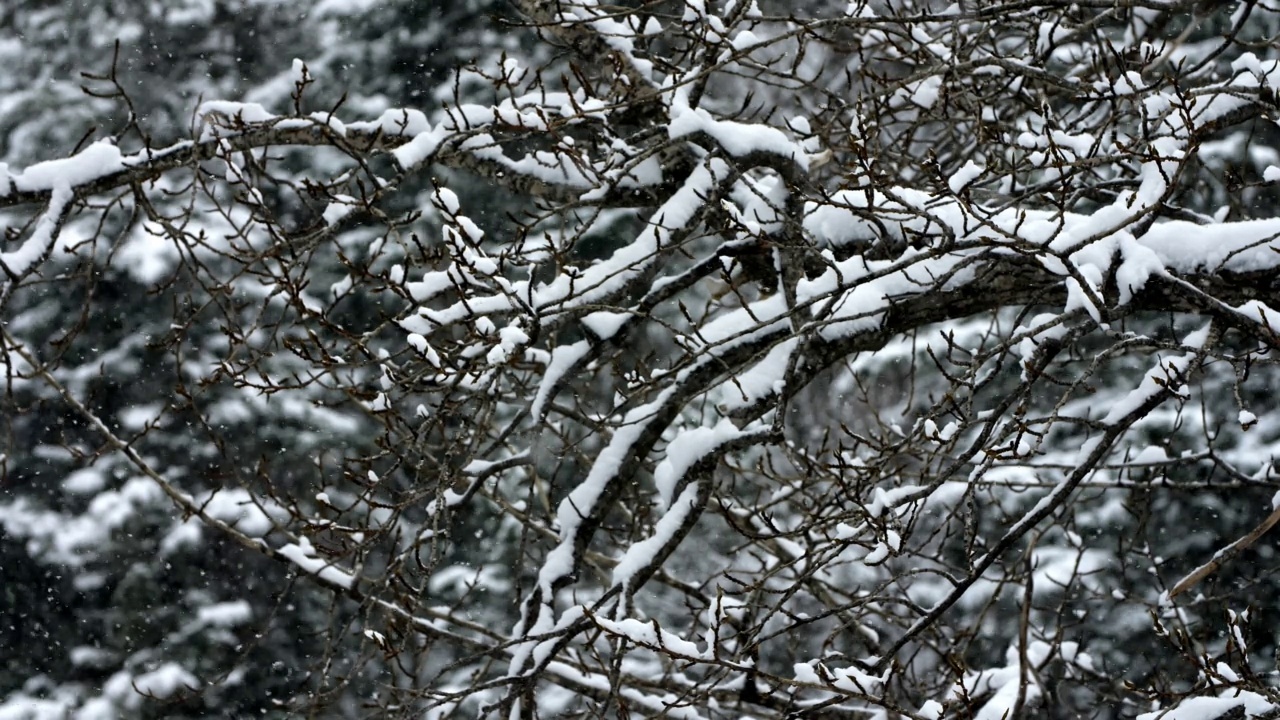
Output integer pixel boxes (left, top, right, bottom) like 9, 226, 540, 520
118, 403, 164, 431
948, 160, 984, 193
0, 477, 162, 568
1, 184, 72, 278
116, 226, 180, 284
918, 700, 944, 719
1101, 324, 1208, 426
130, 663, 199, 700
536, 400, 658, 598
908, 76, 943, 108
195, 600, 253, 627
278, 536, 356, 589
69, 646, 114, 668
1114, 235, 1165, 304
730, 29, 762, 51
346, 107, 430, 137
401, 158, 731, 336
62, 467, 108, 495
847, 177, 1275, 267
715, 337, 798, 412
198, 100, 275, 128
6, 140, 126, 193
199, 488, 289, 538
530, 340, 591, 421
949, 641, 1084, 720
1132, 445, 1169, 465
1233, 300, 1280, 336
390, 125, 449, 169
559, 3, 657, 81
542, 660, 708, 720
653, 418, 743, 508
612, 483, 701, 586
669, 87, 806, 171
581, 311, 630, 340
863, 542, 891, 565
793, 660, 885, 694
589, 613, 705, 659
865, 485, 925, 519
160, 520, 203, 555
308, 111, 346, 136
322, 195, 357, 225
487, 323, 531, 365
1137, 695, 1270, 720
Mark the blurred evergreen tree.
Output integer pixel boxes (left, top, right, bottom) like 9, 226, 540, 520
0, 0, 516, 716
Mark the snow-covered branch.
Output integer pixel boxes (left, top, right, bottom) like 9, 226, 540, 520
6, 0, 1280, 718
